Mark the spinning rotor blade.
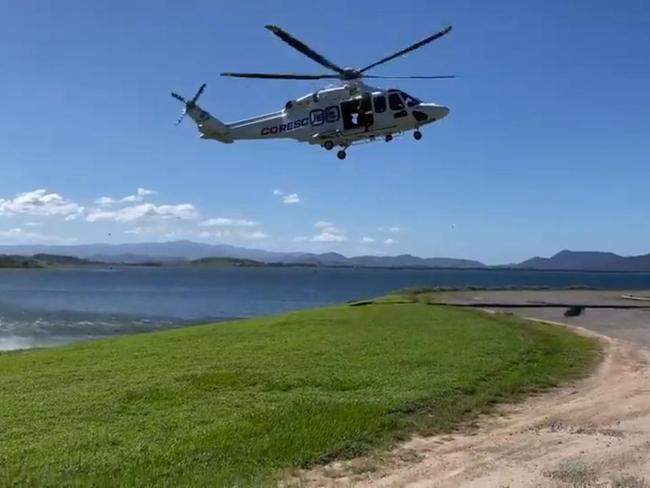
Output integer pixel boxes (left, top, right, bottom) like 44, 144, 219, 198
363, 75, 456, 79
172, 84, 205, 125
175, 109, 187, 125
264, 25, 344, 74
191, 83, 206, 103
360, 25, 453, 73
221, 72, 339, 80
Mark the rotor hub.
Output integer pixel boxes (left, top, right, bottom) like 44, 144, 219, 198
341, 68, 362, 81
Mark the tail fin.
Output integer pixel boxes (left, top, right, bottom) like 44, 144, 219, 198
171, 84, 233, 143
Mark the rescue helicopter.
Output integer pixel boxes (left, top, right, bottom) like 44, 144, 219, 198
171, 25, 454, 159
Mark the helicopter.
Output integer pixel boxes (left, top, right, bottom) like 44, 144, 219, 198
172, 24, 454, 160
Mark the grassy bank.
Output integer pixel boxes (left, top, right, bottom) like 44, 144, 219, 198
0, 296, 598, 486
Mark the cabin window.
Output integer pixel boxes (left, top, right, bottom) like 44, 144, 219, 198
309, 109, 324, 126
324, 105, 340, 123
373, 95, 386, 113
388, 93, 405, 111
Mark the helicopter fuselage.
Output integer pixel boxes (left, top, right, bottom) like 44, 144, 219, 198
175, 23, 454, 158
188, 83, 449, 150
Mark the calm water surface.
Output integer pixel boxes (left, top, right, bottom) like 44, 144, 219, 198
1, 266, 649, 350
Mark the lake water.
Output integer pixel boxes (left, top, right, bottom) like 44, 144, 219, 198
1, 266, 649, 350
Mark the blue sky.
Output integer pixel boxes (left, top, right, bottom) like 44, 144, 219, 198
1, 0, 649, 264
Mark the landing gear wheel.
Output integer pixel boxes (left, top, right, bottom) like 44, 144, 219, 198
385, 134, 393, 142
337, 150, 347, 160
414, 130, 422, 140
323, 140, 334, 151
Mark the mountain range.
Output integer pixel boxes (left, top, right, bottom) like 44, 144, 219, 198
0, 241, 649, 271
514, 250, 650, 272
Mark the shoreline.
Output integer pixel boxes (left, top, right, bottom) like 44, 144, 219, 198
3, 263, 650, 273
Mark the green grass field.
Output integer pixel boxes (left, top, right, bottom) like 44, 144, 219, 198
0, 296, 598, 486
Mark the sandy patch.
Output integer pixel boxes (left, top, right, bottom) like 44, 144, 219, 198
291, 324, 650, 487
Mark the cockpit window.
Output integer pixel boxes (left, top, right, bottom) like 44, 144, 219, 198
400, 92, 421, 107
388, 92, 405, 111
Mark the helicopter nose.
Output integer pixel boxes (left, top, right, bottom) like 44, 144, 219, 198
424, 104, 450, 121
411, 104, 449, 124
435, 105, 450, 119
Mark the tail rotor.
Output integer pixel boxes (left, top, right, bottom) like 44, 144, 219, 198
171, 83, 207, 125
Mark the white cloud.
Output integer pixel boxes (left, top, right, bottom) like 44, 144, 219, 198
177, 229, 232, 241
121, 195, 142, 203
86, 210, 116, 222
384, 238, 398, 245
321, 226, 342, 234
312, 232, 347, 243
273, 189, 301, 205
170, 226, 268, 242
360, 236, 376, 243
309, 220, 348, 242
378, 226, 401, 233
199, 218, 258, 228
24, 222, 42, 227
123, 225, 167, 236
0, 227, 76, 244
94, 196, 115, 206
0, 189, 84, 218
163, 228, 219, 240
86, 203, 198, 223
245, 230, 269, 240
0, 228, 30, 238
122, 220, 267, 243
94, 188, 157, 207
282, 193, 300, 205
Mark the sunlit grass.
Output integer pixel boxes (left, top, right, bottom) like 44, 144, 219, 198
0, 298, 598, 486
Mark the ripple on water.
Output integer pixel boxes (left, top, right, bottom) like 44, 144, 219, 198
0, 304, 233, 351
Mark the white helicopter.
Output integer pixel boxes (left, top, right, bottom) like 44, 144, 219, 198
172, 25, 454, 159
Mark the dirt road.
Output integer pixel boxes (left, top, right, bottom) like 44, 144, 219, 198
297, 290, 650, 487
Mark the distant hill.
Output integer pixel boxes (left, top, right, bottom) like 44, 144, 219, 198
0, 255, 41, 269
349, 254, 485, 269
0, 241, 485, 269
1, 242, 649, 271
1, 253, 96, 268
191, 257, 263, 267
32, 254, 94, 266
515, 250, 650, 271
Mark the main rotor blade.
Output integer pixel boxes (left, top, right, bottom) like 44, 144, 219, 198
191, 83, 206, 103
171, 92, 186, 103
264, 25, 344, 74
360, 25, 453, 73
221, 72, 339, 80
364, 75, 456, 79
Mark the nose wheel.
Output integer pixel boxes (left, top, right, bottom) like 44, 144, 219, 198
323, 140, 335, 151
337, 150, 347, 160
414, 130, 422, 140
